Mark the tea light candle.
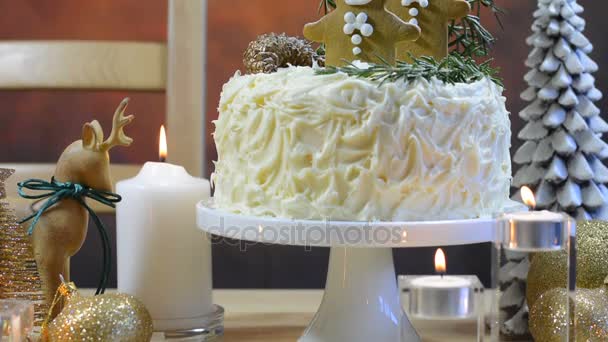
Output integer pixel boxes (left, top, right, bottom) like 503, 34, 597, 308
116, 126, 213, 332
499, 186, 573, 252
402, 249, 483, 319
410, 275, 472, 289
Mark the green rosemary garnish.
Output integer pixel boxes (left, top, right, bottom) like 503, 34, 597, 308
449, 0, 504, 57
319, 0, 335, 14
316, 54, 503, 87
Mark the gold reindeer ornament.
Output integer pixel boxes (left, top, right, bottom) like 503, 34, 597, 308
22, 98, 134, 318
387, 0, 470, 61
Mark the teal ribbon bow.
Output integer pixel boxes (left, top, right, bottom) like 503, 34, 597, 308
17, 178, 121, 295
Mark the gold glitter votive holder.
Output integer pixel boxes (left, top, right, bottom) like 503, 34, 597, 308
489, 212, 576, 341
0, 300, 34, 341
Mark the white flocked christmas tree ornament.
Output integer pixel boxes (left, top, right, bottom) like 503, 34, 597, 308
501, 0, 606, 337
514, 0, 607, 221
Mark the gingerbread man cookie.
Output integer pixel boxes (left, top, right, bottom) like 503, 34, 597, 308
387, 0, 470, 61
304, 0, 420, 66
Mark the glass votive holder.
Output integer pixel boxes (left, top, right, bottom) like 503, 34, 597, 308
490, 212, 575, 341
399, 275, 485, 341
0, 300, 34, 341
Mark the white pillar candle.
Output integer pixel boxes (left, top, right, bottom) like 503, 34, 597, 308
116, 162, 212, 331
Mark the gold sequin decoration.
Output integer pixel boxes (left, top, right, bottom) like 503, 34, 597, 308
576, 220, 608, 287
243, 33, 325, 74
527, 220, 608, 307
0, 168, 48, 325
0, 168, 11, 199
530, 287, 608, 341
45, 282, 153, 342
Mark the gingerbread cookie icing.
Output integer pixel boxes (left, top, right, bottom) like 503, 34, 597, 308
304, 0, 420, 66
387, 0, 470, 61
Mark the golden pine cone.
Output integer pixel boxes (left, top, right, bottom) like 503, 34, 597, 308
243, 33, 324, 74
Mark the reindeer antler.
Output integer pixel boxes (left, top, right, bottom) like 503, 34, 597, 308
100, 98, 135, 152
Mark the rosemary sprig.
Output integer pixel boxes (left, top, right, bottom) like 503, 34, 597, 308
319, 0, 335, 14
449, 0, 504, 57
316, 53, 503, 87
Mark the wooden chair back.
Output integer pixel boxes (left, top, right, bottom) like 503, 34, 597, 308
0, 0, 207, 213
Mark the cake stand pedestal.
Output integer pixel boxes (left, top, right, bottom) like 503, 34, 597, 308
197, 200, 516, 342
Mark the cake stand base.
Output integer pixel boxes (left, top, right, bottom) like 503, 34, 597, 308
196, 199, 524, 342
301, 247, 419, 342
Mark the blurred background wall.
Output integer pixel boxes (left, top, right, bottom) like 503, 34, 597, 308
0, 0, 606, 288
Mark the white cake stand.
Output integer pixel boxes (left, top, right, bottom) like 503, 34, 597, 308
196, 199, 525, 342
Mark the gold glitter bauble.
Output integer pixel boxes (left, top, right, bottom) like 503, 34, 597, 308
45, 282, 153, 342
243, 33, 324, 74
576, 221, 608, 287
527, 220, 608, 307
529, 288, 570, 342
530, 287, 608, 342
527, 250, 567, 309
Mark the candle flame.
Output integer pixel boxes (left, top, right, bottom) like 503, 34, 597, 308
159, 125, 168, 161
521, 186, 536, 209
435, 248, 446, 274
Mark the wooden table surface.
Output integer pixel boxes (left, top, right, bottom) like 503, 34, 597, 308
216, 290, 318, 342
146, 290, 487, 342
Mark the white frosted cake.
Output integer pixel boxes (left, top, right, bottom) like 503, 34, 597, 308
212, 66, 512, 221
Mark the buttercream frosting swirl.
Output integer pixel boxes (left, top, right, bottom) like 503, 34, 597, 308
212, 66, 512, 221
